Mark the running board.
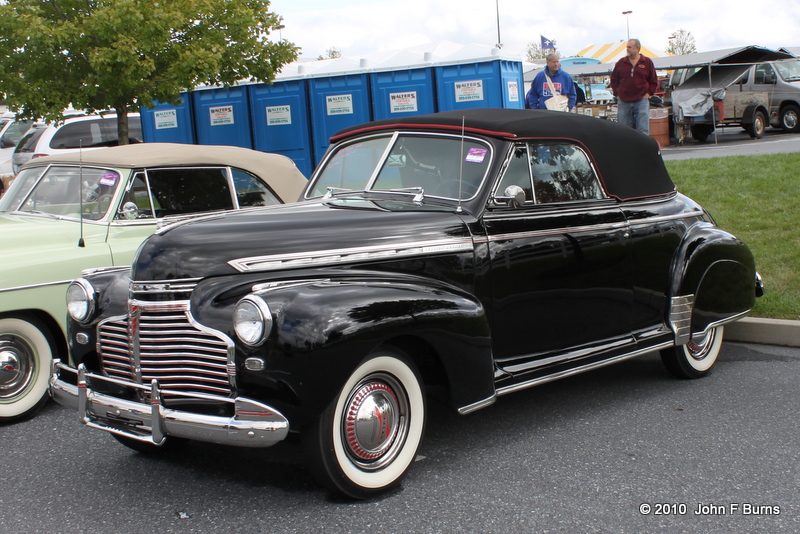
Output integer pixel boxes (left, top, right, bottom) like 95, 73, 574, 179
495, 341, 674, 397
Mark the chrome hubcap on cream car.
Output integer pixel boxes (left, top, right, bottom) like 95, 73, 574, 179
0, 337, 35, 401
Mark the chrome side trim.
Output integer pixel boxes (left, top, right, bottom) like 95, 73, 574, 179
496, 341, 674, 397
0, 279, 71, 294
691, 309, 751, 341
457, 394, 497, 415
487, 221, 629, 243
669, 295, 695, 345
50, 361, 289, 448
228, 238, 475, 273
626, 211, 706, 226
500, 337, 632, 375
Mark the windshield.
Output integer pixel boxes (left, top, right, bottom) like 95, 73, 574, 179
0, 165, 122, 221
773, 59, 800, 82
307, 133, 492, 201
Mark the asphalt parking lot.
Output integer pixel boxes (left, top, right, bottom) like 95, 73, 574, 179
2, 343, 798, 533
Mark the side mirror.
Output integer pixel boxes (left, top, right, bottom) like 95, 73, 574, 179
494, 185, 526, 208
120, 201, 139, 220
505, 185, 526, 207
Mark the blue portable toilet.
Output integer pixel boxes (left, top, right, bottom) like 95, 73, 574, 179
248, 78, 315, 178
435, 48, 525, 111
370, 51, 437, 120
192, 85, 253, 148
308, 58, 373, 162
139, 92, 196, 144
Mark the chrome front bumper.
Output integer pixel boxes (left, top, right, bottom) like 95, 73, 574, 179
50, 360, 289, 448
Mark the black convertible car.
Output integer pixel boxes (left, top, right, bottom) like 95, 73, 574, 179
52, 109, 762, 499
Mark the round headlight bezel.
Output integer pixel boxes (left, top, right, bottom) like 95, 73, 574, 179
233, 295, 273, 347
66, 278, 96, 324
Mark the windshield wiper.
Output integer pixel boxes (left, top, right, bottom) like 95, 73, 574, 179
325, 187, 427, 205
11, 209, 61, 219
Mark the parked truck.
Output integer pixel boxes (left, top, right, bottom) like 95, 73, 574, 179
672, 57, 800, 143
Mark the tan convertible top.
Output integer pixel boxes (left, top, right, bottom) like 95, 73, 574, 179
23, 143, 309, 202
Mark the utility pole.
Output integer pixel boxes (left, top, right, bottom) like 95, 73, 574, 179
622, 11, 632, 41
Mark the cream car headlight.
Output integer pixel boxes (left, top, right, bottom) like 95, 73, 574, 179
234, 295, 273, 347
66, 278, 96, 323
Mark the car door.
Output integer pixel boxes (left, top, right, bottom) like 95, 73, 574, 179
482, 142, 633, 374
748, 63, 782, 118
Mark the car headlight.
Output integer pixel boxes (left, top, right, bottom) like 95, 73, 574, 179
66, 278, 96, 323
234, 295, 273, 347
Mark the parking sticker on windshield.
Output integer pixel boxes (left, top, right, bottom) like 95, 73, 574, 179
465, 148, 488, 163
99, 173, 118, 187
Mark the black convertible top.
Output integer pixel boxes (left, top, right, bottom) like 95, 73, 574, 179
331, 109, 676, 201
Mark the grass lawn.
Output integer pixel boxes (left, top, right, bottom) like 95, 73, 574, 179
665, 153, 800, 320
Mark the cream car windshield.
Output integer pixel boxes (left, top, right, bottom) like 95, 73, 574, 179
309, 134, 492, 200
0, 165, 121, 221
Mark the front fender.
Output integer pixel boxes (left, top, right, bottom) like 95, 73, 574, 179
669, 222, 757, 335
193, 274, 494, 427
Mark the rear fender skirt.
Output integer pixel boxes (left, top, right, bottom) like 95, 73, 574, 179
668, 222, 756, 338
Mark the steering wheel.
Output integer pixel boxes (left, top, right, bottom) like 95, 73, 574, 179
94, 194, 114, 218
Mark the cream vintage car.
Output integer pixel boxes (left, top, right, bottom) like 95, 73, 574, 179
0, 143, 307, 422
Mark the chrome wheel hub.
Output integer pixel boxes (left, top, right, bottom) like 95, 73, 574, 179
0, 337, 35, 400
342, 374, 408, 470
687, 330, 714, 360
785, 111, 798, 129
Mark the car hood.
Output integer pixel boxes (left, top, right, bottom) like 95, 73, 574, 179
0, 212, 111, 288
132, 200, 473, 281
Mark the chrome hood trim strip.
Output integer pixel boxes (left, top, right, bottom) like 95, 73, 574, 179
228, 238, 475, 273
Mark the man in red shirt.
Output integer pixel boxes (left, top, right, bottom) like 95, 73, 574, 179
610, 39, 658, 135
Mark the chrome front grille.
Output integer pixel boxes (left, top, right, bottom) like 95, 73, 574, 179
97, 280, 235, 398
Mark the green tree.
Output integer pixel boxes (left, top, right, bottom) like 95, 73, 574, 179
0, 0, 298, 143
525, 40, 557, 61
666, 29, 697, 56
317, 46, 342, 60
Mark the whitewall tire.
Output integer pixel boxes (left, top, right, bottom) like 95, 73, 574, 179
660, 326, 724, 379
303, 349, 426, 499
0, 316, 54, 422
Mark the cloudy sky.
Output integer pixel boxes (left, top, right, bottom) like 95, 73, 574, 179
268, 0, 799, 61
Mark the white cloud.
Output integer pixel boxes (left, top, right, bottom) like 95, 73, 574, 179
269, 0, 800, 60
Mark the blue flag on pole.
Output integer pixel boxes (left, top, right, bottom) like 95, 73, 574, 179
541, 35, 555, 50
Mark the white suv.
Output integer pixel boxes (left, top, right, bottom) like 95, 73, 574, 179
12, 113, 143, 173
0, 117, 38, 175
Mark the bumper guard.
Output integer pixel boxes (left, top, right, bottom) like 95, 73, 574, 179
50, 360, 289, 448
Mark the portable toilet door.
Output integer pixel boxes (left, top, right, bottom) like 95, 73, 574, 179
370, 66, 437, 120
435, 58, 525, 111
140, 93, 196, 144
192, 86, 254, 148
248, 79, 315, 178
308, 73, 372, 163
